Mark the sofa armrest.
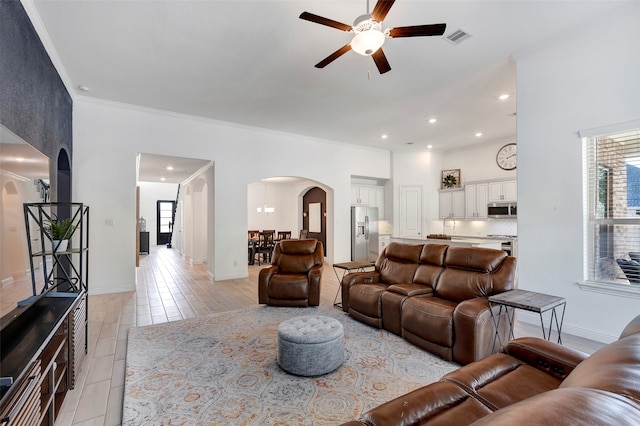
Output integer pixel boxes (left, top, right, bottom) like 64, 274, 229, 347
340, 271, 381, 312
307, 264, 323, 306
453, 297, 505, 365
502, 337, 588, 381
354, 381, 489, 426
258, 265, 279, 304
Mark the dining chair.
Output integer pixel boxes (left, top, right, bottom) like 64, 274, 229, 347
255, 230, 275, 265
277, 231, 292, 241
299, 229, 308, 239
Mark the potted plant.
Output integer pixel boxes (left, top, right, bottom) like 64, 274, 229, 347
43, 217, 77, 252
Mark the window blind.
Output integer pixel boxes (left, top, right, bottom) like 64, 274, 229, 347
584, 129, 640, 285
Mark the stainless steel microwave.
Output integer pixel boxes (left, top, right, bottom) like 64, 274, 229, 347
487, 202, 517, 218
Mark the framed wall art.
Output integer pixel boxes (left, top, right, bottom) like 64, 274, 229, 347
441, 169, 461, 189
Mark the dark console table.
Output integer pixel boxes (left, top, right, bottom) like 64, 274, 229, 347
489, 289, 566, 350
139, 231, 150, 254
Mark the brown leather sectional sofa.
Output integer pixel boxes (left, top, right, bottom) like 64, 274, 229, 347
341, 314, 640, 425
341, 242, 517, 365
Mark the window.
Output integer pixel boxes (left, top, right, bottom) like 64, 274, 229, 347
583, 129, 640, 288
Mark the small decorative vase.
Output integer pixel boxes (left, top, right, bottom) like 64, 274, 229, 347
52, 239, 68, 252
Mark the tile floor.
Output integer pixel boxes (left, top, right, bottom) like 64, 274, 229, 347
5, 245, 605, 425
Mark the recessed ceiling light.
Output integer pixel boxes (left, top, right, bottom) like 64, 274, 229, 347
160, 177, 166, 181
427, 145, 433, 149
15, 157, 25, 162
498, 94, 509, 100
406, 142, 414, 145
77, 85, 90, 92
166, 166, 174, 171
475, 132, 483, 137
381, 134, 388, 139
429, 118, 437, 124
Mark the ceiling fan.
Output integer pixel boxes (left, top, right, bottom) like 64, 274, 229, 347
299, 0, 446, 74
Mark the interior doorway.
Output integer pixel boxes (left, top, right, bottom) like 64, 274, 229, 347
302, 187, 327, 250
157, 200, 175, 246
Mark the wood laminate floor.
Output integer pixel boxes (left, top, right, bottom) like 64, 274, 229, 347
33, 245, 603, 425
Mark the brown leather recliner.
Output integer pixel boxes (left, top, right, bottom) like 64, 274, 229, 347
258, 239, 324, 307
341, 314, 640, 426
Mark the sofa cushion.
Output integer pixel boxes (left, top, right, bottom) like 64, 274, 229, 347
559, 334, 640, 404
376, 243, 423, 284
471, 388, 640, 426
435, 247, 508, 302
413, 244, 448, 288
402, 296, 457, 348
386, 283, 433, 297
267, 274, 309, 300
358, 381, 493, 426
443, 353, 562, 410
274, 239, 322, 274
348, 283, 388, 319
279, 238, 317, 254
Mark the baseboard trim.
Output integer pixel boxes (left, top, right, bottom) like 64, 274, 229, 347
517, 311, 617, 344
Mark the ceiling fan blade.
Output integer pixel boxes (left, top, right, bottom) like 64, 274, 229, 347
371, 0, 396, 22
299, 12, 352, 32
315, 44, 352, 68
389, 23, 447, 38
371, 48, 391, 74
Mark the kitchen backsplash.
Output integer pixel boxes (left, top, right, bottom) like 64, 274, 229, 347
379, 219, 393, 235
430, 219, 517, 237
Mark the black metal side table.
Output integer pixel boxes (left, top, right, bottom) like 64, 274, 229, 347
332, 261, 376, 309
489, 289, 566, 350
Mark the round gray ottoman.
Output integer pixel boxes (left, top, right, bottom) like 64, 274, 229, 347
277, 315, 344, 376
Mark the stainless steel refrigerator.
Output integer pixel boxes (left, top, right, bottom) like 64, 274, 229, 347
351, 206, 379, 262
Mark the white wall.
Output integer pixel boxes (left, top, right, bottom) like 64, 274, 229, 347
137, 181, 179, 246
1, 175, 38, 283
247, 181, 300, 233
73, 99, 390, 294
516, 2, 640, 341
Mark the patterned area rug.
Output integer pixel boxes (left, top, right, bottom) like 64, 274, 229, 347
124, 306, 457, 425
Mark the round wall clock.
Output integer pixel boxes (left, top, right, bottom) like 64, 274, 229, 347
496, 143, 517, 170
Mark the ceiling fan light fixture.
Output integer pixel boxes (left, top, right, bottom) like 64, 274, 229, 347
351, 29, 385, 56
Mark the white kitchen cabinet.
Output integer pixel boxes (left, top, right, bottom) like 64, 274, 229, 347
465, 183, 488, 219
351, 186, 370, 205
439, 189, 465, 219
488, 180, 517, 202
351, 185, 385, 218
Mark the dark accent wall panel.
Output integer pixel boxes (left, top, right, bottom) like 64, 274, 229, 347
0, 0, 72, 198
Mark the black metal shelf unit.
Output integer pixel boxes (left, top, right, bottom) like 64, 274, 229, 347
23, 203, 89, 296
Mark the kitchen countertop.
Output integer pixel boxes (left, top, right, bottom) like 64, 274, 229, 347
392, 236, 507, 246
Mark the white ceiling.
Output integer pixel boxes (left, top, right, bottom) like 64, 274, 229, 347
26, 0, 630, 181
137, 153, 212, 184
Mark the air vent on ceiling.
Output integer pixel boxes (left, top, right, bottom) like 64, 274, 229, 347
445, 29, 472, 45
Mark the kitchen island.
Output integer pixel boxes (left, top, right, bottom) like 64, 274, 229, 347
392, 236, 505, 250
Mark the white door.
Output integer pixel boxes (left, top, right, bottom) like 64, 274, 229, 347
400, 185, 422, 237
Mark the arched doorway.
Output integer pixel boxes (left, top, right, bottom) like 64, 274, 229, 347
302, 187, 327, 250
56, 149, 71, 203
